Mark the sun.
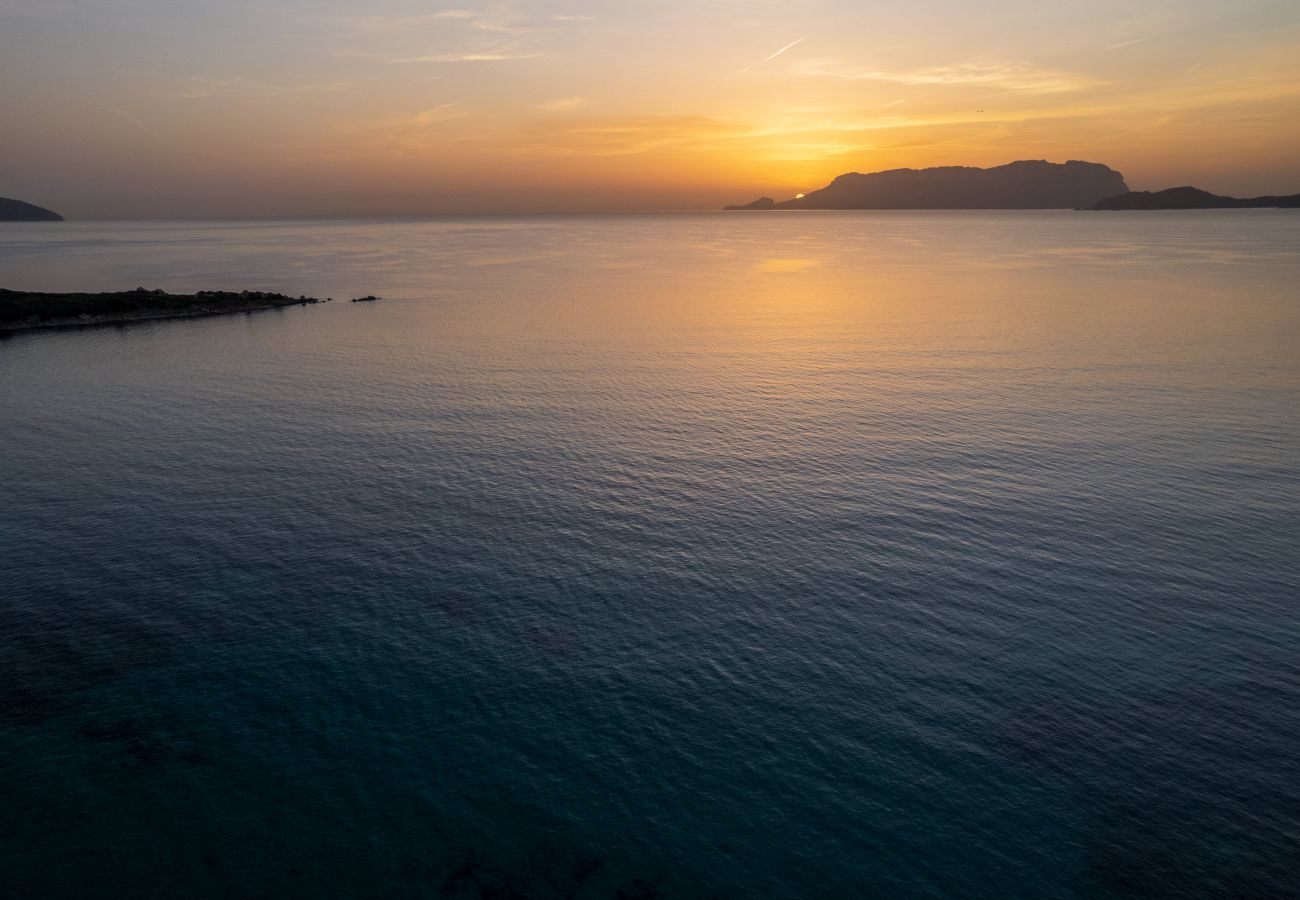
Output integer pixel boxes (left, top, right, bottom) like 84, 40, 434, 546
795, 193, 806, 199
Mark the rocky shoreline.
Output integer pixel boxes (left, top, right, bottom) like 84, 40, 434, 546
0, 287, 324, 333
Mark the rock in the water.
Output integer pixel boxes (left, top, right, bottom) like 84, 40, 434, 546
0, 197, 64, 221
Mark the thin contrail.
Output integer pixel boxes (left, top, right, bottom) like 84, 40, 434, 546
729, 36, 807, 78
763, 37, 806, 62
1103, 27, 1174, 51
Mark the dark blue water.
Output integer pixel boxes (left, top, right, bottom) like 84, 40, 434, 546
2, 213, 1299, 898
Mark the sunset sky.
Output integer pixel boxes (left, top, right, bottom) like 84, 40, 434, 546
3, 0, 1299, 217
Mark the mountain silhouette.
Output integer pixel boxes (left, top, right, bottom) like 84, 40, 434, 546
1087, 186, 1300, 210
0, 197, 64, 221
727, 197, 778, 210
726, 160, 1128, 210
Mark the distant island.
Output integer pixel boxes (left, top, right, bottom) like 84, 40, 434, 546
1087, 186, 1300, 210
0, 287, 322, 333
726, 160, 1129, 210
0, 197, 64, 221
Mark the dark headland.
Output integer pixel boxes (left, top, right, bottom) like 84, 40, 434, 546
0, 197, 64, 221
0, 287, 322, 333
726, 160, 1129, 210
1086, 186, 1300, 210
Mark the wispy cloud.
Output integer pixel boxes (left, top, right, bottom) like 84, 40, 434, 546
388, 50, 545, 63
175, 76, 355, 99
536, 97, 587, 111
795, 58, 1101, 94
407, 103, 465, 126
505, 99, 1138, 163
326, 103, 477, 159
1103, 27, 1176, 51
430, 7, 538, 35
94, 102, 163, 138
0, 0, 138, 16
514, 114, 743, 156
312, 4, 578, 66
304, 5, 576, 38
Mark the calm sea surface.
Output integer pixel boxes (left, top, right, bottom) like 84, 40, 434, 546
2, 213, 1298, 898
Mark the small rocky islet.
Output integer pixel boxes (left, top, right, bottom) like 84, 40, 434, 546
0, 286, 326, 333
0, 196, 64, 221
1085, 186, 1300, 210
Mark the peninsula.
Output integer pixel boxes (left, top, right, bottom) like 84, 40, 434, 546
0, 287, 322, 333
1086, 186, 1300, 210
0, 197, 64, 221
726, 160, 1128, 211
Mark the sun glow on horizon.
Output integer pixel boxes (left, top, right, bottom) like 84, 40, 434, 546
2, 0, 1299, 216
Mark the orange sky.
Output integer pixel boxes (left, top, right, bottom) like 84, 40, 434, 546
3, 0, 1299, 216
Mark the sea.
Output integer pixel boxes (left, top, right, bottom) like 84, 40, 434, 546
1, 212, 1298, 899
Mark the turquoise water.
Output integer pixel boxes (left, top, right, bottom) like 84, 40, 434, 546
2, 213, 1298, 898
